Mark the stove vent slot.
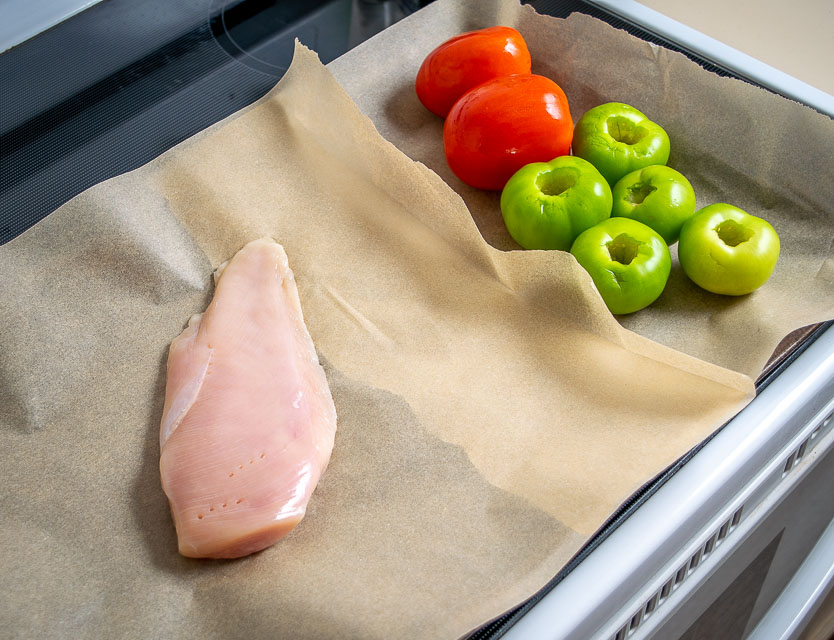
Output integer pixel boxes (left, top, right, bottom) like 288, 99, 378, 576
607, 504, 744, 639
785, 404, 834, 477
813, 408, 833, 440
605, 402, 834, 640
784, 434, 811, 475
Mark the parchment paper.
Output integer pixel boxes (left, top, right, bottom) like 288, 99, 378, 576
330, 0, 834, 378
1, 0, 832, 638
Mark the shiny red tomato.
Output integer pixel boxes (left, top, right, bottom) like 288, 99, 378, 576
443, 74, 573, 191
416, 26, 531, 118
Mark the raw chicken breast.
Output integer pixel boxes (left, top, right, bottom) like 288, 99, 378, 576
159, 238, 337, 559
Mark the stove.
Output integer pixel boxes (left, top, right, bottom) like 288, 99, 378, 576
2, 2, 832, 638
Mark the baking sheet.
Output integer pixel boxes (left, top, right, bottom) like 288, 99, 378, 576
1, 0, 832, 638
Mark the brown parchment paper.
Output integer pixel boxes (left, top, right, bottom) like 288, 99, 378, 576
1, 0, 832, 638
330, 0, 834, 379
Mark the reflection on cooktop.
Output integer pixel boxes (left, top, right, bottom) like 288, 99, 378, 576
0, 0, 429, 244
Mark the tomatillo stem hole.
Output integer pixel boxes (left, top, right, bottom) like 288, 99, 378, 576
606, 116, 647, 145
606, 233, 642, 265
536, 169, 576, 196
626, 182, 656, 204
714, 219, 753, 247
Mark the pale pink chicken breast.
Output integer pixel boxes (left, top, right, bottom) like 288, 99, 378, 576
159, 238, 337, 559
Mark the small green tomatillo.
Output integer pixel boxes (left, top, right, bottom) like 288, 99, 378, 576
611, 165, 696, 245
500, 156, 612, 251
572, 102, 671, 187
570, 217, 671, 315
678, 203, 780, 296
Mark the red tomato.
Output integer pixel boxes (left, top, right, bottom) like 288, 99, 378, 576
443, 74, 573, 191
416, 26, 532, 118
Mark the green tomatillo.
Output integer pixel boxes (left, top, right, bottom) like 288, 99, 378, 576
678, 203, 780, 296
611, 165, 696, 245
570, 217, 671, 315
572, 102, 671, 187
500, 156, 612, 251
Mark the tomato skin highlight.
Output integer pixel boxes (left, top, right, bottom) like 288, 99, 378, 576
415, 26, 532, 118
443, 74, 574, 191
